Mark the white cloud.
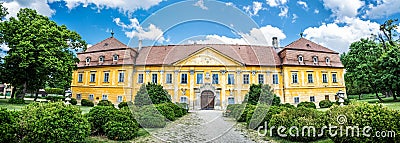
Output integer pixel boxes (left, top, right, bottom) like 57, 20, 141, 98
314, 9, 320, 14
322, 0, 364, 20
292, 14, 298, 23
194, 0, 208, 10
297, 0, 308, 10
303, 17, 380, 53
52, 0, 162, 16
189, 25, 286, 46
114, 18, 165, 42
225, 2, 234, 6
365, 0, 400, 19
243, 2, 265, 16
278, 6, 288, 17
2, 0, 55, 19
265, 0, 288, 7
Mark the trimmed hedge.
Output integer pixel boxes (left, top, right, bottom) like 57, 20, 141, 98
0, 108, 20, 142
155, 103, 176, 121
280, 103, 295, 108
45, 96, 65, 102
70, 98, 77, 105
319, 100, 333, 108
18, 102, 90, 142
297, 101, 317, 109
85, 106, 118, 135
45, 88, 64, 95
97, 100, 114, 106
134, 105, 167, 128
269, 107, 327, 142
104, 108, 139, 141
326, 103, 400, 142
8, 98, 25, 104
118, 101, 128, 109
81, 99, 94, 107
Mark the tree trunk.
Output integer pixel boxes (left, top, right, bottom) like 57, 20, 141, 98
359, 94, 362, 100
34, 89, 39, 101
21, 82, 27, 99
375, 91, 384, 102
11, 86, 16, 99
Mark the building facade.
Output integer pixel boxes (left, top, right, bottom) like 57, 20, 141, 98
71, 36, 346, 109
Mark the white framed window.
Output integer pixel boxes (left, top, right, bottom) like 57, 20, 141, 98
325, 57, 330, 64
152, 74, 158, 84
181, 73, 188, 84
118, 71, 125, 82
78, 73, 83, 82
292, 72, 298, 83
103, 72, 109, 82
273, 74, 279, 84
86, 57, 91, 64
89, 94, 94, 100
313, 56, 318, 64
298, 55, 303, 62
76, 94, 81, 100
180, 96, 188, 103
294, 97, 300, 104
212, 74, 219, 84
243, 74, 250, 84
90, 73, 96, 82
228, 74, 235, 85
196, 73, 203, 84
332, 73, 337, 83
117, 96, 123, 102
113, 55, 119, 61
228, 96, 235, 104
307, 73, 313, 83
138, 74, 144, 83
99, 56, 104, 63
258, 74, 264, 84
322, 73, 328, 83
102, 95, 108, 100
166, 74, 172, 84
310, 96, 315, 102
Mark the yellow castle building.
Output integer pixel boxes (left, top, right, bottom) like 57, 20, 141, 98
71, 36, 346, 109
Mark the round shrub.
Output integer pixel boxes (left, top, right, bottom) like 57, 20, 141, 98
176, 103, 189, 114
97, 100, 114, 106
104, 120, 139, 141
335, 98, 350, 105
247, 104, 270, 129
326, 103, 400, 142
0, 108, 19, 142
319, 100, 333, 108
279, 103, 295, 108
70, 98, 77, 105
85, 106, 119, 135
297, 101, 317, 109
155, 103, 176, 121
18, 102, 90, 142
8, 98, 25, 104
134, 105, 166, 128
118, 101, 128, 109
81, 99, 94, 107
269, 107, 327, 142
165, 102, 184, 117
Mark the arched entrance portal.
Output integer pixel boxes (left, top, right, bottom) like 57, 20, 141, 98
201, 90, 214, 110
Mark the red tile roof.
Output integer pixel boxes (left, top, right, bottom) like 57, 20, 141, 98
84, 37, 129, 52
283, 38, 338, 54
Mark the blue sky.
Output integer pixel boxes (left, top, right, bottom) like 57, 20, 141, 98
1, 0, 399, 54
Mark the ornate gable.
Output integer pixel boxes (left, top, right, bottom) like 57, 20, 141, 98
173, 47, 243, 66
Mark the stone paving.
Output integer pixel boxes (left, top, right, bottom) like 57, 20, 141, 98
134, 110, 269, 143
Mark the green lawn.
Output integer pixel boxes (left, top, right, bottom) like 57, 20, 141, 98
0, 98, 93, 113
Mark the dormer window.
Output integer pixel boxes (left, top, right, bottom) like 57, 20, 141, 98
86, 57, 91, 64
99, 56, 104, 63
113, 55, 119, 61
313, 56, 318, 64
298, 55, 303, 62
326, 57, 330, 64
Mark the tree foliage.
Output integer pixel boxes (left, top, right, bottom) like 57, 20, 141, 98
134, 82, 171, 106
243, 84, 280, 105
0, 8, 86, 99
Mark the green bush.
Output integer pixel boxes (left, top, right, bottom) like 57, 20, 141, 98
97, 100, 114, 106
85, 106, 119, 135
45, 96, 65, 102
0, 108, 20, 142
269, 107, 327, 142
226, 104, 245, 119
335, 98, 350, 105
319, 100, 333, 108
326, 103, 400, 142
297, 101, 317, 109
134, 105, 166, 128
134, 82, 172, 106
236, 104, 255, 122
155, 103, 176, 121
279, 103, 295, 108
243, 84, 280, 105
176, 102, 189, 114
18, 102, 90, 142
45, 88, 65, 95
165, 102, 185, 117
8, 98, 25, 104
246, 104, 270, 129
70, 98, 77, 105
118, 101, 128, 109
81, 99, 94, 107
103, 108, 139, 141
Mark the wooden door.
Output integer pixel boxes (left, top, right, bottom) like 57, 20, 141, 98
201, 90, 214, 110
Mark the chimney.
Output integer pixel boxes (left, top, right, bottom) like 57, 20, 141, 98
138, 39, 142, 51
272, 37, 278, 49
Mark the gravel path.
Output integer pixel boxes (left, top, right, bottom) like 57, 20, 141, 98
134, 110, 257, 143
